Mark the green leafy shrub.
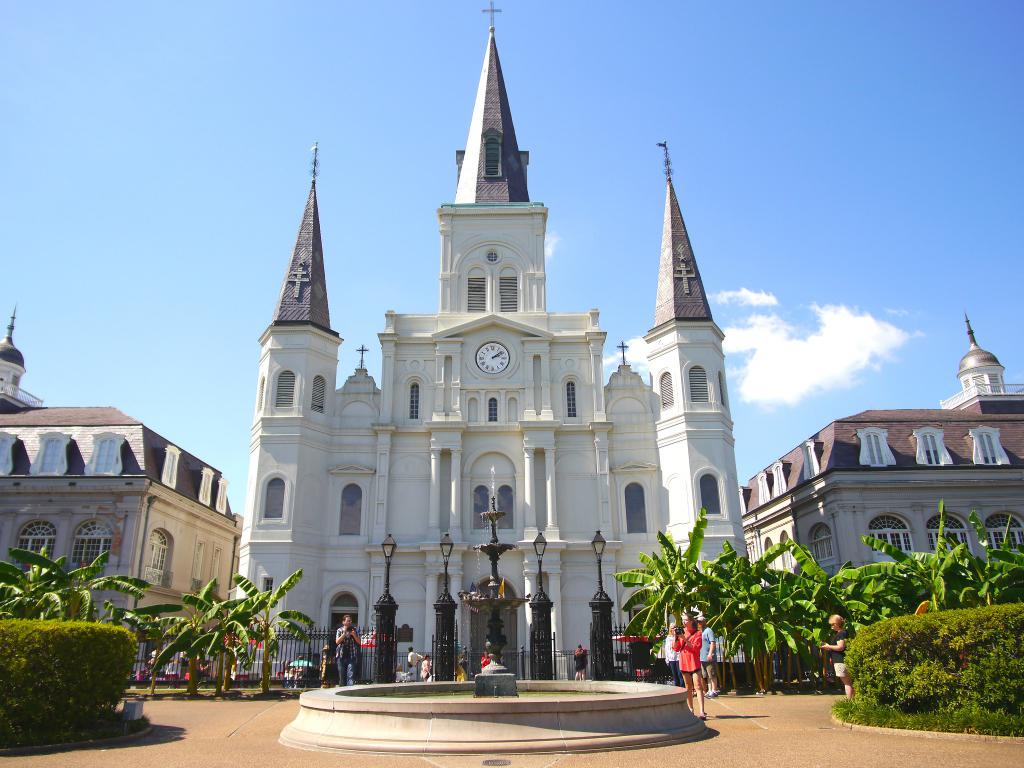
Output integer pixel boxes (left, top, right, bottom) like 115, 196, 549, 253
0, 619, 136, 747
846, 604, 1024, 716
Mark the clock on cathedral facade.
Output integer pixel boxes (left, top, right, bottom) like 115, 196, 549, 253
238, 26, 744, 650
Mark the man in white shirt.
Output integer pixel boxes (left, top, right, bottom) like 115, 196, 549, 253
407, 647, 423, 681
665, 623, 684, 688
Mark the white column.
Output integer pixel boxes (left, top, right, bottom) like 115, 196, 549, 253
450, 448, 462, 539
433, 352, 445, 415
428, 447, 441, 533
380, 336, 396, 422
424, 565, 438, 650
594, 431, 611, 530
523, 447, 536, 533
547, 566, 563, 645
545, 447, 558, 533
540, 353, 552, 417
524, 353, 536, 416
589, 338, 607, 420
373, 428, 393, 540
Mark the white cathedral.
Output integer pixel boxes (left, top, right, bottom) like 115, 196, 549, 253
237, 28, 744, 651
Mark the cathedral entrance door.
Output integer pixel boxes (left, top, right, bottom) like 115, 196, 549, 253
468, 578, 518, 672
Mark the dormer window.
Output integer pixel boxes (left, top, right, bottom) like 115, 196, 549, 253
771, 462, 787, 497
484, 134, 501, 177
856, 428, 896, 467
969, 427, 1009, 465
87, 434, 124, 475
756, 471, 769, 504
162, 445, 181, 488
215, 477, 229, 514
31, 433, 69, 476
199, 467, 215, 505
800, 440, 820, 481
912, 428, 952, 466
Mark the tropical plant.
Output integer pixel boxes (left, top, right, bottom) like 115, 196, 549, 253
105, 602, 184, 694
232, 570, 312, 693
0, 548, 148, 621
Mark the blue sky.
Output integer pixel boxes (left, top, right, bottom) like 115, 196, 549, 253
2, 1, 1021, 515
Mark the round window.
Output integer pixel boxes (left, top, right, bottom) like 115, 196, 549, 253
486, 250, 499, 263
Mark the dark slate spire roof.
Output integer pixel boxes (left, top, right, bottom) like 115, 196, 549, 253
653, 176, 713, 327
958, 314, 1001, 376
272, 181, 333, 333
0, 307, 24, 368
454, 28, 529, 203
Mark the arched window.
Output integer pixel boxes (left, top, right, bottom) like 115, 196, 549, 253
148, 529, 169, 573
507, 397, 518, 422
467, 397, 479, 423
488, 397, 498, 422
565, 380, 577, 418
985, 513, 1023, 549
688, 366, 709, 402
484, 136, 501, 176
275, 370, 296, 408
263, 478, 285, 520
311, 375, 326, 413
779, 531, 793, 570
624, 482, 647, 533
718, 371, 728, 407
18, 521, 56, 555
763, 537, 773, 554
926, 514, 969, 550
868, 515, 912, 554
659, 372, 674, 410
809, 523, 834, 563
331, 592, 360, 630
91, 437, 121, 475
499, 271, 518, 312
409, 382, 420, 420
497, 484, 514, 529
257, 377, 265, 412
340, 484, 362, 535
467, 274, 487, 312
473, 484, 490, 529
71, 521, 113, 567
698, 474, 721, 516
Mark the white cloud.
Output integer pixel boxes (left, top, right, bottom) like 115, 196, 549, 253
711, 288, 779, 307
723, 305, 912, 407
603, 336, 649, 374
885, 307, 911, 317
544, 233, 561, 260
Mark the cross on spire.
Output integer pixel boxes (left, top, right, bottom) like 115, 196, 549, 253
656, 141, 672, 182
287, 262, 310, 299
674, 244, 696, 295
482, 1, 501, 28
310, 142, 319, 183
617, 340, 628, 366
356, 344, 368, 369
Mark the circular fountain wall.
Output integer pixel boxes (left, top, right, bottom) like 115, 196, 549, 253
280, 680, 707, 754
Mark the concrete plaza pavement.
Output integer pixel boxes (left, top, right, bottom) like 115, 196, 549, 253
12, 693, 1023, 768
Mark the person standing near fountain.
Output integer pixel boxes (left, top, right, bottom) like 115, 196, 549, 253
676, 619, 707, 720
335, 615, 361, 687
574, 645, 588, 681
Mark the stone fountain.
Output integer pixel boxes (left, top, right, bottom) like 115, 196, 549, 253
458, 470, 528, 696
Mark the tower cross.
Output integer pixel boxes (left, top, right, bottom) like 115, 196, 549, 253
481, 1, 501, 28
656, 140, 672, 181
674, 245, 695, 295
356, 344, 369, 369
617, 341, 628, 366
288, 263, 310, 299
310, 142, 319, 182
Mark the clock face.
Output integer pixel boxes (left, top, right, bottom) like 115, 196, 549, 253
476, 342, 511, 374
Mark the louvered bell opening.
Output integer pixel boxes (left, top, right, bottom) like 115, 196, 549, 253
485, 138, 501, 177
311, 376, 326, 413
659, 373, 674, 409
275, 371, 296, 407
467, 277, 487, 312
688, 366, 709, 403
499, 276, 518, 312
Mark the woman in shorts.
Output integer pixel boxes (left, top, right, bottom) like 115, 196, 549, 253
675, 618, 706, 719
820, 614, 853, 699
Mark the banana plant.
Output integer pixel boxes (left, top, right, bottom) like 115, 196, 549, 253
0, 547, 148, 621
105, 601, 184, 693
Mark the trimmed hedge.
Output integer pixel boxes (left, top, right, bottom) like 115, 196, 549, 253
846, 603, 1024, 717
0, 619, 136, 747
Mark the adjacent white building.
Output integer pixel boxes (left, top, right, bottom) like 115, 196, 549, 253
238, 28, 744, 649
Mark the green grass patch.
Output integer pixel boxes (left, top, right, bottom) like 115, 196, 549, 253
834, 699, 1024, 737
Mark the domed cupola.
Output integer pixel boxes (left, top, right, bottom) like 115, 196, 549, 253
957, 315, 1004, 392
0, 308, 25, 378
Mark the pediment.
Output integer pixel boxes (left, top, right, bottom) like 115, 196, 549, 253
434, 314, 551, 341
328, 464, 376, 475
611, 461, 658, 473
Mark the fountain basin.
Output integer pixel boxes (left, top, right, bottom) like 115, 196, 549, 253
280, 680, 707, 754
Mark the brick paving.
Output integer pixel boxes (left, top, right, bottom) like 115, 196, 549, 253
12, 693, 1023, 768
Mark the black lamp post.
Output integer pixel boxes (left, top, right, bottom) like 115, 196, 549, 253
529, 532, 553, 680
433, 532, 457, 681
589, 530, 614, 681
373, 533, 399, 683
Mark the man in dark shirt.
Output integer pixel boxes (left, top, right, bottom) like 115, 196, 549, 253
335, 614, 361, 687
820, 614, 853, 699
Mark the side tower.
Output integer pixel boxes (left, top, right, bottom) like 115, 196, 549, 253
0, 308, 43, 411
644, 149, 744, 553
238, 173, 342, 604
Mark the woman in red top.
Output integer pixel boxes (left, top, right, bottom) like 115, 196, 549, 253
674, 618, 707, 720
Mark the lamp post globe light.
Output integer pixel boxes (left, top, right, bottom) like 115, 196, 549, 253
529, 531, 554, 680
433, 532, 457, 681
589, 530, 614, 681
373, 534, 399, 684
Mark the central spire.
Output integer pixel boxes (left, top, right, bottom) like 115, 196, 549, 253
454, 28, 529, 203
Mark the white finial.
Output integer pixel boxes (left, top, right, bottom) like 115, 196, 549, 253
490, 465, 496, 495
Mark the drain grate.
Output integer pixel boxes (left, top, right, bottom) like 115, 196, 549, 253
482, 761, 512, 767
